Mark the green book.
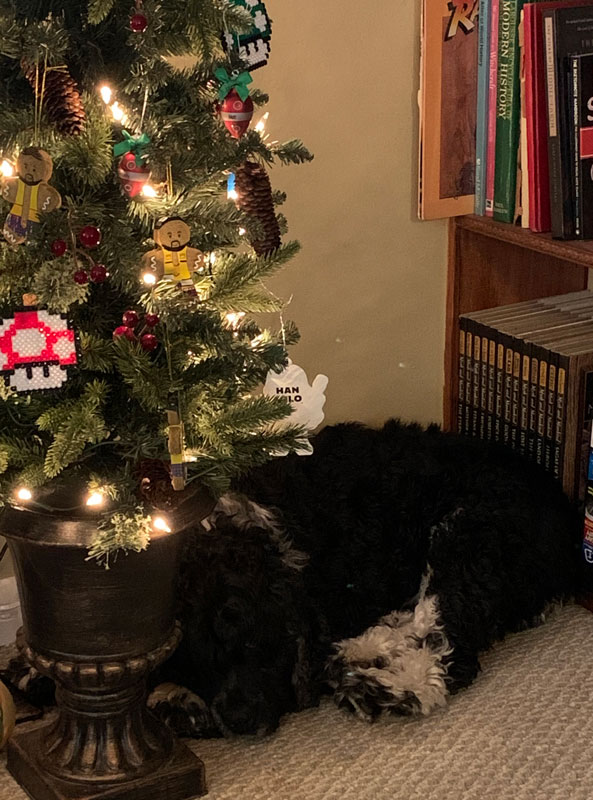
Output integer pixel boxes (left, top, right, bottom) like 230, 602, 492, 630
493, 0, 524, 223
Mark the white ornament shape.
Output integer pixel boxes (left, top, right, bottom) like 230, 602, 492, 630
263, 360, 329, 456
0, 309, 77, 393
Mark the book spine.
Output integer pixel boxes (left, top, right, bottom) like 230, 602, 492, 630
493, 0, 524, 223
479, 331, 489, 440
472, 329, 482, 437
519, 347, 531, 456
543, 11, 573, 239
524, 5, 538, 230
487, 337, 497, 440
544, 353, 558, 473
486, 0, 500, 216
578, 373, 593, 502
511, 343, 522, 449
458, 322, 467, 435
575, 56, 593, 240
533, 5, 552, 232
502, 334, 514, 445
476, 0, 492, 215
528, 348, 539, 461
465, 327, 475, 437
554, 355, 568, 481
571, 56, 583, 238
535, 346, 549, 466
494, 337, 505, 441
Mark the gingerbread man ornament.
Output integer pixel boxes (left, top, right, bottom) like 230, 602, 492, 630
142, 217, 205, 294
2, 148, 62, 245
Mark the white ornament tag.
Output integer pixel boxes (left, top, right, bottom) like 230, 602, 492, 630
263, 360, 329, 456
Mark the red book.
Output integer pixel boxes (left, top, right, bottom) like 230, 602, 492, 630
523, 0, 591, 233
485, 0, 499, 217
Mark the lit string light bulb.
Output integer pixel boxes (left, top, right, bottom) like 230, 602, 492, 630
226, 311, 246, 330
110, 102, 127, 123
255, 112, 270, 134
99, 85, 112, 104
1, 160, 14, 178
16, 487, 32, 502
238, 227, 246, 236
86, 491, 105, 508
152, 516, 172, 533
141, 184, 158, 198
227, 173, 238, 201
142, 271, 157, 286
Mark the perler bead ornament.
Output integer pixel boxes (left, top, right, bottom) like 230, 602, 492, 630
222, 0, 272, 71
0, 309, 78, 393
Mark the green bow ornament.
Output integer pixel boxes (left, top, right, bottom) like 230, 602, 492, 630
215, 67, 253, 102
113, 131, 151, 167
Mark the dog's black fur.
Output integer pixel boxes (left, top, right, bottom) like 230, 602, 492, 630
6, 421, 585, 737
152, 420, 584, 737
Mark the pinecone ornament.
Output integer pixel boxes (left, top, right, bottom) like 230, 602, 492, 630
234, 160, 281, 256
22, 61, 86, 136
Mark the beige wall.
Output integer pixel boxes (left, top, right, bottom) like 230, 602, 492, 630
257, 0, 449, 427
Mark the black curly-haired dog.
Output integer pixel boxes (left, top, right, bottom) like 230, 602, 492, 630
146, 420, 584, 738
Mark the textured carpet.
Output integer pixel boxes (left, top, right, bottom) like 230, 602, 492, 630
1, 604, 592, 800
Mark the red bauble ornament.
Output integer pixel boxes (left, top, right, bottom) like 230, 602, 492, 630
130, 12, 148, 32
140, 333, 158, 352
219, 89, 254, 139
113, 325, 137, 342
122, 310, 139, 329
79, 225, 101, 249
73, 269, 89, 285
51, 239, 67, 257
90, 264, 107, 283
144, 313, 160, 328
117, 153, 151, 198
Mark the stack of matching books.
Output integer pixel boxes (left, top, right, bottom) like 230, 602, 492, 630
475, 1, 593, 239
459, 290, 593, 500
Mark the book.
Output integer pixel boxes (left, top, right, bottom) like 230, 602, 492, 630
459, 291, 593, 499
486, 0, 501, 215
543, 5, 593, 239
493, 0, 525, 223
523, 1, 591, 233
571, 53, 593, 239
476, 0, 493, 215
519, 10, 529, 228
419, 0, 478, 219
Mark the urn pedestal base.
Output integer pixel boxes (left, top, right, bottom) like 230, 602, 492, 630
7, 724, 207, 800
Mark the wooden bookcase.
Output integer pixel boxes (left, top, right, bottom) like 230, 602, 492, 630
444, 215, 593, 429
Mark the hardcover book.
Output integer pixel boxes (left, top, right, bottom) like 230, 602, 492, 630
570, 53, 593, 239
543, 5, 593, 239
523, 1, 590, 233
486, 0, 501, 215
460, 291, 593, 500
476, 0, 493, 215
493, 0, 525, 223
419, 0, 478, 219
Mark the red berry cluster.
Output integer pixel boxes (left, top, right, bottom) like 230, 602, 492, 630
51, 226, 106, 287
113, 310, 160, 352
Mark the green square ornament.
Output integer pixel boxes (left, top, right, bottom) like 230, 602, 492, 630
223, 0, 272, 70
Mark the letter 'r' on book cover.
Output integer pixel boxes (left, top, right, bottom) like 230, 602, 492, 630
419, 0, 478, 220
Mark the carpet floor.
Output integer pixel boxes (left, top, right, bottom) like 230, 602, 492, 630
1, 603, 592, 800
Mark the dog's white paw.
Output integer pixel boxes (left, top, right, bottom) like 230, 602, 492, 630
327, 595, 452, 721
148, 683, 220, 738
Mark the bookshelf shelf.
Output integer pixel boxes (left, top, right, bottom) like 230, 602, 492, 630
444, 215, 591, 430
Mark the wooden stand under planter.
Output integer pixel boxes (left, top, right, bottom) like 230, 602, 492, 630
0, 486, 214, 800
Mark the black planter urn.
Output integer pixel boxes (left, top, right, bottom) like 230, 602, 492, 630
0, 491, 213, 800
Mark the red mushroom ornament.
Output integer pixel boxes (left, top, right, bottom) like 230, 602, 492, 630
0, 309, 78, 393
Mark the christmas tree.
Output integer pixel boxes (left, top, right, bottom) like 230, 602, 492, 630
0, 0, 312, 563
